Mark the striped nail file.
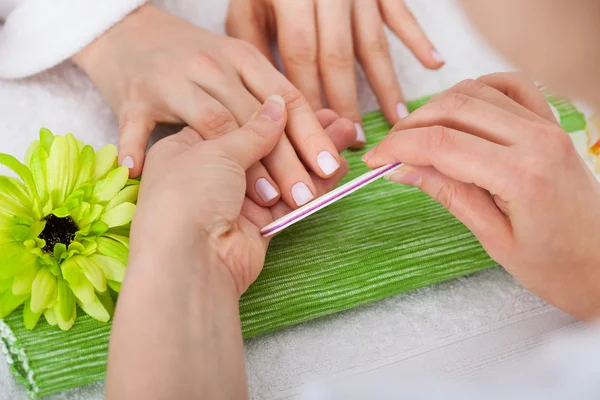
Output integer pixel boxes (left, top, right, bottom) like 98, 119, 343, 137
260, 162, 403, 237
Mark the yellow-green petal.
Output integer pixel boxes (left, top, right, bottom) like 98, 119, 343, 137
39, 127, 55, 152
62, 258, 95, 304
100, 202, 135, 228
107, 280, 121, 292
0, 279, 12, 293
64, 133, 80, 195
0, 153, 40, 202
105, 185, 139, 211
24, 140, 40, 167
96, 237, 128, 264
30, 267, 57, 313
90, 254, 126, 282
56, 279, 76, 321
0, 243, 29, 280
30, 146, 49, 207
23, 299, 43, 330
54, 302, 76, 331
92, 144, 117, 181
44, 308, 57, 326
75, 256, 106, 292
12, 262, 40, 295
92, 166, 129, 204
0, 290, 27, 318
97, 290, 115, 317
45, 135, 69, 206
78, 204, 104, 228
78, 294, 110, 322
74, 145, 95, 189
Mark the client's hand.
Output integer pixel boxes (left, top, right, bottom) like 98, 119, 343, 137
132, 96, 353, 295
73, 4, 346, 212
364, 73, 600, 320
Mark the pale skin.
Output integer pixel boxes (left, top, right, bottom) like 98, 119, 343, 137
107, 1, 600, 399
73, 1, 437, 208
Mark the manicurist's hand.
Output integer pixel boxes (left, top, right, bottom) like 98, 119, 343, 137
73, 4, 345, 211
364, 73, 600, 320
106, 96, 355, 400
226, 0, 444, 146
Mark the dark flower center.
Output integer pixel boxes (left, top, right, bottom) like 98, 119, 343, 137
39, 215, 78, 253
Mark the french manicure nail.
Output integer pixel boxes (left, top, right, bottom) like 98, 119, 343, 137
431, 49, 444, 63
255, 178, 279, 203
121, 156, 134, 169
385, 170, 422, 187
354, 123, 366, 143
317, 151, 340, 176
259, 95, 286, 122
362, 149, 374, 163
396, 103, 409, 120
291, 182, 314, 207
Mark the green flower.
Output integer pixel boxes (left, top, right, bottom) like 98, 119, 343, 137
0, 128, 138, 330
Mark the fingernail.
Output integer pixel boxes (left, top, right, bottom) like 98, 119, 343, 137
385, 169, 422, 187
255, 178, 279, 203
259, 95, 286, 122
431, 49, 444, 63
396, 103, 409, 120
120, 156, 134, 169
317, 151, 340, 176
362, 149, 374, 163
291, 182, 314, 206
354, 123, 366, 143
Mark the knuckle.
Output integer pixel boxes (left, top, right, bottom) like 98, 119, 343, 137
359, 32, 389, 57
435, 181, 458, 210
282, 36, 317, 66
455, 78, 488, 94
438, 92, 471, 115
429, 125, 456, 154
198, 111, 237, 136
277, 87, 308, 111
321, 48, 354, 69
190, 52, 223, 76
230, 40, 262, 70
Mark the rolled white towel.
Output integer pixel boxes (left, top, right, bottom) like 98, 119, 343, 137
0, 0, 146, 79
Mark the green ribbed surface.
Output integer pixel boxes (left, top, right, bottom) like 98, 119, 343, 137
1, 94, 585, 398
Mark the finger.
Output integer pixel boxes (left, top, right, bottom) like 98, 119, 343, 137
353, 1, 407, 126
239, 55, 343, 179
246, 163, 281, 206
395, 92, 536, 145
195, 76, 320, 209
118, 107, 157, 178
477, 73, 558, 124
225, 5, 276, 64
268, 157, 350, 222
363, 126, 513, 197
274, 1, 323, 110
385, 165, 512, 258
315, 109, 340, 128
379, 0, 444, 69
216, 95, 287, 170
322, 117, 357, 152
166, 84, 239, 138
428, 77, 553, 125
317, 0, 364, 147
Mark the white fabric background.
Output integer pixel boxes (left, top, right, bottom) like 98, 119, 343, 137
0, 1, 580, 399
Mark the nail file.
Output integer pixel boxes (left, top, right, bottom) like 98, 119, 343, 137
260, 162, 403, 237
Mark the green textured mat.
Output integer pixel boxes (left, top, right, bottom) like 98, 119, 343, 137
1, 94, 585, 398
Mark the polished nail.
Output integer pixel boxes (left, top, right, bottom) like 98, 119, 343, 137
355, 123, 366, 143
396, 103, 409, 120
385, 169, 422, 187
259, 95, 286, 122
255, 178, 279, 203
317, 151, 340, 176
120, 156, 134, 169
431, 49, 444, 63
362, 149, 374, 163
291, 182, 314, 206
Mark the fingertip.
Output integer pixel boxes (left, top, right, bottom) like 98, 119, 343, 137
315, 109, 340, 128
119, 153, 143, 178
423, 49, 445, 70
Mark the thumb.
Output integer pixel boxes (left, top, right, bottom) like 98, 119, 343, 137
217, 95, 287, 170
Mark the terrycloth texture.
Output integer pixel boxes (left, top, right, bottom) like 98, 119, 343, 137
0, 0, 146, 79
0, 1, 581, 399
